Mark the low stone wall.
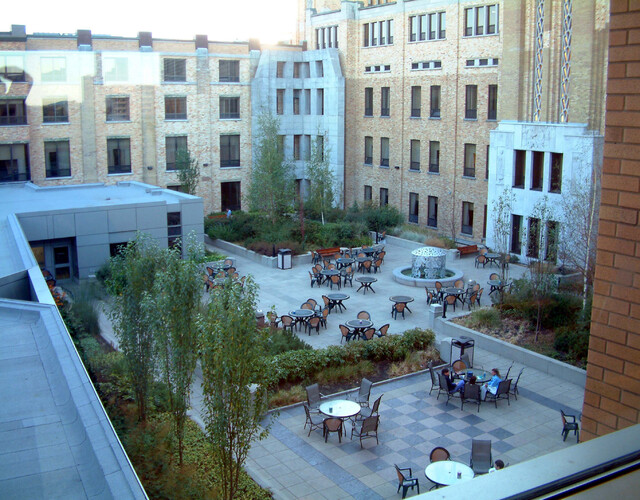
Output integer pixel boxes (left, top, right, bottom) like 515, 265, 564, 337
205, 236, 312, 269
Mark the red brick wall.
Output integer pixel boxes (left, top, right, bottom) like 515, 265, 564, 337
581, 0, 640, 440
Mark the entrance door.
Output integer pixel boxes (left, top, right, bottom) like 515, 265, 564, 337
53, 244, 71, 280
221, 181, 241, 211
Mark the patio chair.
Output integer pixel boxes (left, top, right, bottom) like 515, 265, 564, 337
461, 353, 476, 370
303, 404, 324, 436
309, 271, 320, 288
267, 311, 279, 328
227, 266, 236, 275
307, 298, 319, 310
361, 259, 372, 273
489, 272, 499, 281
206, 266, 215, 276
429, 446, 451, 463
327, 263, 336, 270
312, 251, 322, 265
305, 383, 325, 412
376, 323, 390, 337
301, 302, 313, 310
329, 274, 342, 290
434, 281, 444, 302
437, 372, 461, 404
322, 294, 333, 313
427, 361, 440, 396
351, 415, 379, 448
343, 266, 354, 287
461, 383, 481, 412
561, 410, 580, 442
224, 258, 233, 266
306, 316, 321, 335
475, 254, 487, 268
470, 439, 493, 475
444, 294, 457, 312
479, 248, 488, 256
357, 310, 371, 320
358, 394, 383, 420
354, 378, 373, 407
363, 328, 376, 340
391, 302, 407, 320
466, 292, 478, 310
323, 418, 343, 443
377, 250, 386, 264
232, 272, 240, 279
425, 289, 435, 306
477, 288, 484, 306
203, 275, 213, 292
339, 324, 353, 343
372, 258, 383, 273
320, 307, 330, 328
454, 279, 464, 289
394, 465, 420, 499
510, 368, 524, 400
504, 362, 514, 380
485, 379, 512, 408
279, 315, 294, 333
452, 359, 467, 374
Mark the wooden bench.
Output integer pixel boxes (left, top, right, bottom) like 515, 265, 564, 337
457, 244, 479, 256
314, 247, 341, 263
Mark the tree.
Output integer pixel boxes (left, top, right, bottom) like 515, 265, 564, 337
175, 148, 200, 196
249, 111, 294, 220
106, 233, 164, 421
200, 277, 273, 500
143, 235, 203, 465
305, 134, 335, 225
491, 188, 517, 282
362, 203, 403, 243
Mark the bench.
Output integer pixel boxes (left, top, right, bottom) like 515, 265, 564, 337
314, 247, 341, 264
457, 244, 479, 256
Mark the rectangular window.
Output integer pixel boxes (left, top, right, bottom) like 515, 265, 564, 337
410, 140, 420, 170
511, 214, 523, 254
220, 96, 240, 119
439, 12, 446, 39
428, 196, 438, 228
476, 6, 486, 35
41, 57, 66, 82
364, 20, 393, 46
462, 202, 474, 235
550, 153, 563, 193
0, 54, 26, 82
316, 135, 324, 161
465, 4, 499, 37
527, 217, 541, 258
364, 185, 372, 201
104, 57, 128, 81
409, 192, 419, 223
163, 58, 186, 82
514, 149, 526, 188
293, 89, 301, 115
167, 211, 182, 249
364, 87, 373, 116
364, 136, 373, 165
293, 135, 301, 160
429, 141, 440, 173
381, 87, 390, 116
303, 135, 311, 161
219, 60, 240, 82
277, 89, 284, 115
430, 85, 441, 118
464, 144, 476, 177
304, 89, 311, 115
545, 221, 559, 261
277, 61, 285, 78
106, 97, 129, 122
220, 135, 240, 167
44, 140, 71, 178
166, 136, 187, 171
221, 181, 241, 211
410, 11, 446, 41
316, 60, 324, 78
465, 85, 478, 119
486, 145, 490, 179
409, 16, 418, 42
164, 96, 187, 120
488, 84, 498, 120
532, 151, 544, 190
483, 205, 488, 239
487, 5, 498, 34
317, 89, 324, 115
380, 187, 389, 206
107, 138, 131, 174
0, 143, 30, 181
411, 86, 421, 117
0, 99, 27, 125
277, 135, 285, 155
380, 137, 390, 167
43, 98, 69, 123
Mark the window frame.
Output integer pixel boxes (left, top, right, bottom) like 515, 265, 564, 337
464, 143, 476, 178
429, 141, 440, 173
364, 136, 373, 165
364, 185, 372, 201
380, 187, 389, 206
550, 153, 563, 193
107, 138, 131, 175
514, 149, 526, 188
410, 140, 421, 171
220, 134, 241, 167
531, 151, 544, 191
163, 58, 187, 82
409, 192, 419, 224
219, 96, 240, 119
364, 87, 373, 117
106, 96, 130, 122
430, 85, 441, 118
165, 136, 188, 171
164, 96, 187, 120
381, 87, 390, 117
465, 85, 478, 119
219, 60, 240, 83
464, 4, 499, 37
488, 84, 498, 120
380, 137, 390, 167
0, 98, 27, 126
462, 201, 474, 235
41, 57, 66, 82
411, 86, 421, 117
428, 196, 438, 228
44, 140, 71, 178
0, 54, 26, 82
0, 143, 30, 181
42, 98, 69, 124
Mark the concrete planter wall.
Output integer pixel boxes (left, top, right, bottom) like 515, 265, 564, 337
206, 237, 313, 269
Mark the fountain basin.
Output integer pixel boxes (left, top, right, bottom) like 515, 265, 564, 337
392, 266, 464, 288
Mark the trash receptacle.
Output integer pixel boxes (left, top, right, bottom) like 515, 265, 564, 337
277, 248, 292, 270
450, 336, 475, 366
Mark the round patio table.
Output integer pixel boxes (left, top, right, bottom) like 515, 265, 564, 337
360, 247, 377, 256
346, 319, 373, 340
319, 400, 361, 436
485, 252, 500, 267
389, 295, 414, 313
488, 280, 506, 295
336, 257, 355, 269
459, 371, 490, 383
327, 292, 349, 312
289, 309, 315, 331
425, 461, 474, 487
321, 269, 341, 287
355, 276, 377, 294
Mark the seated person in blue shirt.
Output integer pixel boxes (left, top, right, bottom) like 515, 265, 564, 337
481, 368, 502, 400
441, 367, 465, 394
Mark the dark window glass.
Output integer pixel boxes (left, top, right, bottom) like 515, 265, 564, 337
380, 137, 389, 167
164, 96, 187, 120
381, 87, 390, 116
550, 153, 563, 193
410, 140, 420, 170
220, 97, 240, 119
532, 151, 544, 190
43, 98, 69, 123
364, 136, 373, 165
380, 187, 389, 206
488, 84, 498, 120
514, 150, 526, 188
45, 140, 71, 178
546, 221, 559, 261
429, 141, 440, 173
0, 54, 26, 82
219, 60, 240, 82
0, 99, 27, 125
364, 185, 372, 201
428, 196, 438, 227
163, 58, 186, 82
511, 214, 522, 254
220, 135, 240, 167
527, 217, 541, 258
0, 143, 30, 181
106, 97, 129, 121
430, 86, 441, 118
409, 192, 419, 223
465, 85, 477, 119
166, 136, 188, 171
411, 86, 421, 117
107, 138, 131, 174
365, 87, 373, 116
221, 181, 241, 211
462, 202, 474, 235
464, 144, 476, 177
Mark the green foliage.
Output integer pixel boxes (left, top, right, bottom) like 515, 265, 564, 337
268, 385, 306, 408
316, 360, 376, 385
553, 327, 590, 365
175, 148, 201, 196
465, 308, 502, 330
265, 328, 312, 356
305, 134, 336, 223
95, 259, 113, 286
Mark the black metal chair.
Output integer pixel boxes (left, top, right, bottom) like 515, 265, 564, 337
351, 415, 379, 448
339, 324, 353, 343
485, 379, 512, 408
510, 368, 524, 400
357, 394, 382, 420
305, 383, 325, 412
303, 404, 324, 436
437, 372, 461, 404
427, 361, 440, 396
470, 439, 493, 474
394, 465, 420, 499
309, 270, 320, 288
461, 383, 481, 412
391, 302, 407, 319
323, 418, 343, 443
353, 378, 373, 407
561, 410, 580, 442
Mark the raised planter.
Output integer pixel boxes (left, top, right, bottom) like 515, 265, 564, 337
205, 236, 312, 269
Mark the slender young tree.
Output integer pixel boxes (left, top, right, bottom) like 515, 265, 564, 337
305, 134, 335, 225
200, 276, 273, 500
491, 188, 517, 283
249, 111, 294, 220
175, 148, 201, 196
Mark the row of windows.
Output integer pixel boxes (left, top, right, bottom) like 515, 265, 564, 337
511, 215, 559, 261
291, 135, 324, 161
276, 60, 324, 79
514, 150, 563, 194
0, 95, 241, 125
363, 20, 394, 47
315, 26, 338, 50
409, 12, 446, 41
276, 88, 324, 116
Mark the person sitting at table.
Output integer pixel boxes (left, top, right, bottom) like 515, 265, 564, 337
442, 368, 465, 394
488, 459, 505, 473
467, 375, 477, 385
481, 368, 502, 400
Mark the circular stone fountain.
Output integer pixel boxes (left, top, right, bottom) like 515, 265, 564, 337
392, 246, 464, 288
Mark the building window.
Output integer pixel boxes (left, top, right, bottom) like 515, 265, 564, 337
364, 87, 373, 116
411, 60, 442, 71
363, 20, 393, 47
303, 135, 311, 161
277, 135, 285, 155
511, 214, 523, 254
0, 144, 30, 181
550, 153, 563, 193
41, 57, 66, 82
430, 85, 441, 118
411, 86, 421, 117
429, 141, 440, 173
488, 84, 498, 120
165, 96, 187, 120
166, 136, 187, 171
464, 144, 476, 178
167, 211, 182, 249
409, 11, 445, 41
163, 58, 186, 82
316, 61, 324, 78
0, 54, 26, 82
293, 135, 301, 160
293, 89, 301, 115
277, 61, 285, 78
219, 97, 240, 119
380, 187, 389, 206
316, 26, 339, 49
546, 221, 559, 261
486, 145, 490, 180
410, 140, 420, 170
465, 85, 477, 119
462, 202, 474, 235
409, 192, 419, 223
364, 136, 373, 165
43, 98, 69, 123
364, 185, 372, 201
380, 137, 389, 167
276, 89, 284, 115
107, 138, 131, 174
44, 140, 71, 178
483, 205, 488, 239
104, 57, 128, 81
221, 181, 241, 211
527, 217, 541, 258
106, 97, 130, 122
304, 89, 311, 115
0, 99, 27, 125
316, 135, 325, 161
220, 135, 240, 167
464, 4, 499, 37
428, 196, 438, 228
381, 87, 390, 116
532, 151, 544, 190
293, 62, 309, 78
317, 89, 324, 115
514, 150, 525, 188
219, 60, 240, 82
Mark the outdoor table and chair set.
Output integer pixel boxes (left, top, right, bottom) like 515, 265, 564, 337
309, 245, 385, 293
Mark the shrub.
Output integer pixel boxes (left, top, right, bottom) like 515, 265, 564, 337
554, 326, 589, 364
269, 385, 306, 407
265, 329, 312, 356
465, 308, 501, 330
95, 260, 112, 286
316, 360, 375, 385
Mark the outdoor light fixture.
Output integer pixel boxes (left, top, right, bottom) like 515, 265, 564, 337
147, 166, 153, 170
394, 165, 400, 170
